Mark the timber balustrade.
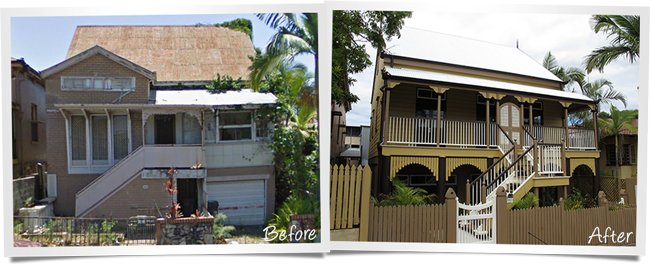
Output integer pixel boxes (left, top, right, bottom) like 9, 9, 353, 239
388, 116, 594, 150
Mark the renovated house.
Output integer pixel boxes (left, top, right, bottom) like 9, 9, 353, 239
41, 26, 276, 226
368, 27, 601, 205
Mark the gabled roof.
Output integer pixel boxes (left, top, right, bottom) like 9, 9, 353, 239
40, 45, 156, 80
383, 27, 563, 83
65, 25, 255, 83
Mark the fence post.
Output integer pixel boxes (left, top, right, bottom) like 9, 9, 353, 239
626, 178, 637, 205
445, 188, 457, 243
359, 166, 373, 242
495, 186, 507, 244
597, 191, 607, 207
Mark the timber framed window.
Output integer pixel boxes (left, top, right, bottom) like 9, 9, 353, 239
218, 112, 253, 142
416, 88, 446, 119
67, 112, 132, 173
61, 76, 135, 91
523, 101, 543, 126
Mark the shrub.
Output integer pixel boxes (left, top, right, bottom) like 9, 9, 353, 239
213, 212, 236, 244
564, 187, 597, 210
373, 179, 436, 206
265, 193, 320, 243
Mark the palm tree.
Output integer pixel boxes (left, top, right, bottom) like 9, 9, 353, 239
599, 105, 637, 180
542, 51, 585, 92
250, 13, 317, 91
583, 15, 640, 74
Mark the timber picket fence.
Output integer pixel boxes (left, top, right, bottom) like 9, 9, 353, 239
329, 165, 636, 245
329, 164, 372, 241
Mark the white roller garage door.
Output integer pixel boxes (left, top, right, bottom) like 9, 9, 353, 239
206, 180, 265, 226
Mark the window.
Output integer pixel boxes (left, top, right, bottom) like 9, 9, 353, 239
606, 145, 616, 166
218, 112, 253, 141
523, 102, 543, 126
416, 88, 446, 119
70, 115, 87, 166
67, 113, 131, 173
31, 104, 38, 142
476, 94, 496, 122
62, 76, 135, 91
112, 115, 129, 161
629, 145, 637, 164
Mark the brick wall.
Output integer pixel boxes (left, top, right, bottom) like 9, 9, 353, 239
45, 54, 150, 108
13, 176, 35, 214
44, 53, 150, 217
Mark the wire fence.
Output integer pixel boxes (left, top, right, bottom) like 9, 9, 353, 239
13, 216, 157, 246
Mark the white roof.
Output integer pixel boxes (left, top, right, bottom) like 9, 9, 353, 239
385, 66, 593, 102
384, 27, 562, 82
154, 89, 276, 106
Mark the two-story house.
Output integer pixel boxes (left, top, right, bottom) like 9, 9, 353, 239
368, 27, 601, 205
11, 58, 47, 180
41, 26, 276, 226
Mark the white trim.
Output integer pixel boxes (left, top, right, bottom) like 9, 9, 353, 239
416, 87, 446, 100
217, 111, 255, 143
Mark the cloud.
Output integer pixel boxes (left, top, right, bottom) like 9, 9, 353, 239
345, 11, 641, 125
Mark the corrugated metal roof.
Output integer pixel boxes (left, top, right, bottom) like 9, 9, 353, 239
385, 66, 593, 102
154, 89, 276, 106
339, 148, 361, 158
384, 27, 562, 82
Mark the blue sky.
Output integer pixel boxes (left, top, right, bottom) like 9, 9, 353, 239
11, 13, 315, 73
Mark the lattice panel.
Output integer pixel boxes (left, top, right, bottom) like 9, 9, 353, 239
600, 176, 620, 202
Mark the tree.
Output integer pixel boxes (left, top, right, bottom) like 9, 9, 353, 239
599, 105, 637, 180
250, 13, 317, 91
542, 52, 626, 126
583, 15, 640, 74
542, 51, 585, 92
332, 11, 412, 106
214, 18, 253, 39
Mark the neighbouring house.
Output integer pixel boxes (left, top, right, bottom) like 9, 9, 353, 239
40, 25, 276, 226
599, 119, 638, 179
368, 27, 601, 205
11, 58, 51, 212
331, 97, 352, 165
11, 58, 47, 179
339, 125, 370, 167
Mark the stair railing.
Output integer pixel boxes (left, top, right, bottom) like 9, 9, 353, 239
467, 124, 515, 205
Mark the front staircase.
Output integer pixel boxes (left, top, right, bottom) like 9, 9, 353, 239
75, 145, 205, 217
467, 125, 565, 207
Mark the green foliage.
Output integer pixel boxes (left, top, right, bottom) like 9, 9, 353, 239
373, 179, 436, 206
600, 170, 612, 177
584, 15, 640, 74
510, 192, 539, 210
213, 212, 236, 243
24, 196, 36, 208
331, 11, 412, 106
265, 193, 320, 243
564, 187, 597, 210
214, 18, 253, 39
207, 73, 244, 93
13, 221, 24, 237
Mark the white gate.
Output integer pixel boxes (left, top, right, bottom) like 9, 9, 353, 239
457, 198, 496, 244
